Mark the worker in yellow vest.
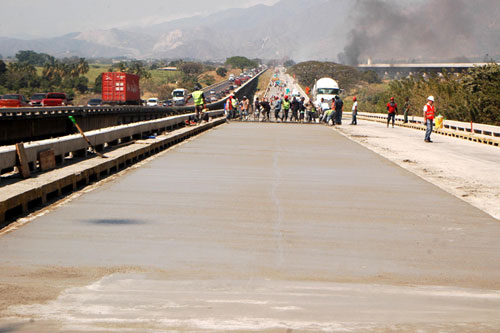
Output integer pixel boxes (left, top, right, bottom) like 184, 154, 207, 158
282, 96, 291, 122
192, 84, 206, 125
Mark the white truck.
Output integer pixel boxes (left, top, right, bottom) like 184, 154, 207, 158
172, 88, 188, 106
312, 77, 341, 108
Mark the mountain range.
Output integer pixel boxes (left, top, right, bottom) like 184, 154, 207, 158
0, 0, 353, 61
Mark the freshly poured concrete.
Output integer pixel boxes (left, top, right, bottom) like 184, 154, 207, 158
1, 123, 500, 332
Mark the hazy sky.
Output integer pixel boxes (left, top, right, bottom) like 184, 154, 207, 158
0, 0, 279, 39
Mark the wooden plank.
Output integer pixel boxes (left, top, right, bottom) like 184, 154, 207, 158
38, 149, 56, 171
15, 143, 31, 178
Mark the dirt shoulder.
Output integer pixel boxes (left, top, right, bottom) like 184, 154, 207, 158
335, 118, 500, 220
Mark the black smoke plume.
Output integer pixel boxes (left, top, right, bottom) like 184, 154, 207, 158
338, 0, 500, 65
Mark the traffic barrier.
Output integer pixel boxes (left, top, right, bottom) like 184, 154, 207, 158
0, 111, 224, 174
0, 115, 226, 226
354, 112, 500, 147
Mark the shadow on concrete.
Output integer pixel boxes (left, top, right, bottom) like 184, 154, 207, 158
83, 218, 146, 225
0, 322, 27, 333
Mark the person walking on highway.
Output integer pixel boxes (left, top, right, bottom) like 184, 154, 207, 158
282, 96, 291, 122
254, 97, 261, 121
387, 97, 398, 128
351, 96, 358, 125
403, 97, 411, 123
241, 96, 250, 121
273, 96, 282, 122
299, 97, 306, 123
305, 100, 315, 123
310, 101, 318, 123
192, 84, 206, 125
261, 98, 271, 121
423, 96, 436, 142
334, 95, 344, 125
290, 97, 300, 122
225, 95, 233, 120
231, 96, 239, 119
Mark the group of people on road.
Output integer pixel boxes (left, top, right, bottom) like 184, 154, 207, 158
224, 94, 251, 121
223, 68, 437, 143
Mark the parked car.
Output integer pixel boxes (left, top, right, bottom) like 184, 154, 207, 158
162, 99, 173, 107
210, 96, 217, 102
30, 93, 47, 106
42, 92, 70, 107
87, 98, 102, 107
146, 97, 159, 106
0, 94, 30, 108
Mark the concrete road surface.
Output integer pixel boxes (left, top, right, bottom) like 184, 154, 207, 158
1, 123, 500, 332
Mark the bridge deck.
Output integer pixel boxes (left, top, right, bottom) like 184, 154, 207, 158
1, 122, 500, 331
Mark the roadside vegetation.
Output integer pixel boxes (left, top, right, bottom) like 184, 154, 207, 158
254, 69, 272, 98
0, 52, 260, 105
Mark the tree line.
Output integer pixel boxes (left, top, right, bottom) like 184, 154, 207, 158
0, 51, 261, 101
359, 64, 500, 126
0, 50, 90, 98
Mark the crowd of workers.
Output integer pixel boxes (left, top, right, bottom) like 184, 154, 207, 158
189, 76, 437, 143
222, 92, 436, 142
224, 94, 351, 125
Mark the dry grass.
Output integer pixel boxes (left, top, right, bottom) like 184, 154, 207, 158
255, 69, 272, 97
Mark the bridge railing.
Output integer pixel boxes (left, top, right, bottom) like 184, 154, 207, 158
355, 112, 500, 137
0, 111, 224, 174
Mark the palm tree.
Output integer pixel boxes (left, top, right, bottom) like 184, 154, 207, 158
77, 58, 89, 76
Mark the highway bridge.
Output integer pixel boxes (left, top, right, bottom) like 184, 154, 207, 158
0, 69, 264, 145
357, 62, 500, 78
1, 69, 500, 332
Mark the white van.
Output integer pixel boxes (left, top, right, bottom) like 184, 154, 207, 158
172, 89, 188, 106
312, 78, 341, 108
146, 97, 159, 106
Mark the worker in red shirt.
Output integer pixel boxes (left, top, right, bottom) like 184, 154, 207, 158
387, 97, 398, 128
423, 96, 436, 142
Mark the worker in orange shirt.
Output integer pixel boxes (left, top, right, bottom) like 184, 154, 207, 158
423, 96, 436, 142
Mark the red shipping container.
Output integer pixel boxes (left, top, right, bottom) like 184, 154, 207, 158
101, 72, 140, 105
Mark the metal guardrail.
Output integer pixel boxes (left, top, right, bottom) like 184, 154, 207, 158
354, 112, 500, 147
356, 112, 500, 137
0, 111, 224, 173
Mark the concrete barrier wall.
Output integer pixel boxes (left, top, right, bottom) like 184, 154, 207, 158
0, 111, 224, 172
0, 117, 227, 226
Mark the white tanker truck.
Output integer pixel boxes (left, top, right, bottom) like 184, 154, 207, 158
312, 77, 341, 108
